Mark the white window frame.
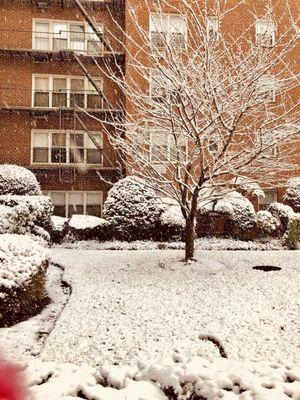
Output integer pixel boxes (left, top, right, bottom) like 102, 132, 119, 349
45, 191, 103, 218
32, 74, 103, 109
258, 189, 277, 210
31, 129, 103, 166
150, 129, 188, 164
149, 13, 187, 53
206, 16, 220, 42
256, 75, 276, 102
32, 19, 104, 54
255, 19, 276, 47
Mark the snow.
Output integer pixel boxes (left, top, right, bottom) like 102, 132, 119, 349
159, 205, 185, 227
55, 237, 285, 251
0, 234, 48, 292
0, 263, 69, 362
256, 210, 280, 233
0, 164, 41, 196
24, 356, 300, 400
41, 248, 300, 367
52, 216, 68, 232
68, 214, 109, 230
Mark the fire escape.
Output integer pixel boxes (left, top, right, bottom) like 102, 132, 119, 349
0, 0, 125, 183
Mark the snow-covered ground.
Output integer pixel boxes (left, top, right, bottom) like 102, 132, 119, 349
54, 237, 285, 251
35, 248, 300, 367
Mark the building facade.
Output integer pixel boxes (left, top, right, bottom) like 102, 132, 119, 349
0, 0, 299, 215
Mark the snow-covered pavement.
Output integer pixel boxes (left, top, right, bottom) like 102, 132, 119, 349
41, 249, 300, 366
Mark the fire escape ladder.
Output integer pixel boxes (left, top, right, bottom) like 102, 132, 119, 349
74, 112, 116, 168
72, 52, 112, 110
72, 0, 113, 52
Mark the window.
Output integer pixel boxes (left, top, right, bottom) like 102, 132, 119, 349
70, 24, 85, 51
34, 77, 49, 107
150, 69, 168, 103
33, 20, 104, 55
151, 130, 187, 163
206, 17, 219, 41
258, 189, 277, 210
87, 25, 104, 55
33, 75, 103, 109
70, 78, 85, 108
32, 130, 103, 165
52, 77, 67, 107
150, 14, 187, 53
257, 75, 276, 102
53, 22, 68, 50
47, 191, 103, 217
255, 19, 275, 47
87, 79, 103, 109
34, 22, 50, 50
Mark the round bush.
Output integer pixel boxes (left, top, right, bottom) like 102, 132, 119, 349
256, 210, 280, 234
0, 164, 41, 196
283, 178, 300, 212
104, 176, 163, 240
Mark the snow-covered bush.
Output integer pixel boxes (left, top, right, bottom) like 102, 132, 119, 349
50, 216, 68, 243
268, 202, 295, 233
26, 356, 300, 400
0, 164, 41, 196
283, 177, 300, 212
198, 192, 257, 239
104, 176, 163, 240
284, 214, 300, 250
0, 234, 49, 327
256, 210, 280, 234
65, 214, 112, 242
0, 195, 53, 239
156, 202, 185, 241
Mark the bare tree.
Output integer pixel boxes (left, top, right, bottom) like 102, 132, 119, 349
87, 0, 299, 260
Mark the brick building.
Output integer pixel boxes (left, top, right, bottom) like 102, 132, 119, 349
0, 0, 299, 216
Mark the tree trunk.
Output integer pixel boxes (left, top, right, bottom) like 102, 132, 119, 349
185, 216, 195, 261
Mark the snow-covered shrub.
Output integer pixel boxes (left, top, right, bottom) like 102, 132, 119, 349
104, 176, 163, 240
156, 203, 185, 241
197, 192, 257, 239
65, 214, 112, 242
283, 178, 300, 212
256, 210, 280, 234
0, 164, 41, 196
0, 234, 49, 327
50, 216, 68, 243
0, 195, 53, 238
26, 356, 300, 400
268, 202, 295, 233
284, 214, 300, 249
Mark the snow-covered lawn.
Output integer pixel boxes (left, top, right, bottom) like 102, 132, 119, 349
37, 249, 300, 367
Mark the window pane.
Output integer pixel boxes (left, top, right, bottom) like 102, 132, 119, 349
86, 133, 103, 149
53, 78, 67, 91
35, 38, 50, 50
71, 79, 85, 91
51, 192, 66, 205
35, 22, 49, 35
54, 205, 66, 217
87, 192, 101, 204
70, 133, 84, 147
34, 92, 49, 107
52, 132, 66, 146
33, 148, 48, 163
69, 193, 84, 204
34, 132, 48, 147
69, 148, 84, 163
70, 25, 85, 41
69, 193, 84, 215
87, 149, 102, 164
86, 205, 101, 217
35, 77, 49, 91
51, 148, 66, 163
53, 22, 68, 38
